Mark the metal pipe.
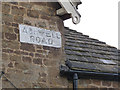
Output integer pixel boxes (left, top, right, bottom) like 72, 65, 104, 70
73, 73, 78, 90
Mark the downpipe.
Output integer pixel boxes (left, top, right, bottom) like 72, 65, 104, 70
73, 73, 78, 90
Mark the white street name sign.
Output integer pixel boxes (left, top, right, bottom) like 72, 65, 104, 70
19, 24, 62, 48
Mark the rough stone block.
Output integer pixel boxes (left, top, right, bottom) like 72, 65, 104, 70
35, 53, 43, 58
32, 83, 48, 88
37, 72, 47, 83
27, 10, 39, 18
46, 48, 61, 59
2, 40, 20, 49
12, 6, 26, 16
29, 53, 34, 57
5, 33, 17, 41
12, 23, 18, 28
14, 28, 19, 34
23, 20, 32, 25
2, 25, 13, 33
2, 13, 13, 22
2, 48, 13, 53
14, 15, 23, 23
79, 79, 89, 88
13, 50, 21, 55
19, 2, 32, 9
49, 24, 57, 30
20, 81, 32, 88
10, 54, 21, 61
20, 43, 35, 52
43, 58, 58, 67
37, 76, 47, 83
2, 3, 10, 13
92, 80, 102, 86
2, 80, 15, 88
22, 56, 32, 63
2, 21, 12, 26
36, 45, 43, 49
47, 67, 67, 86
8, 62, 13, 68
33, 58, 42, 65
88, 85, 99, 88
43, 46, 51, 50
40, 14, 50, 20
14, 61, 29, 70
2, 53, 9, 61
112, 81, 118, 88
37, 21, 46, 28
20, 51, 28, 55
36, 50, 43, 53
102, 81, 112, 87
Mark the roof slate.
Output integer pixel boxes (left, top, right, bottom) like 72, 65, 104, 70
63, 27, 120, 74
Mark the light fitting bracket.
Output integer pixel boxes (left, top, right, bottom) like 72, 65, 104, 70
57, 0, 82, 24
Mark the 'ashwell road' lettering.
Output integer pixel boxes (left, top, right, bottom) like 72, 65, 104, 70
19, 24, 62, 48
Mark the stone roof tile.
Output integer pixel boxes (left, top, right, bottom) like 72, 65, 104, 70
64, 27, 120, 74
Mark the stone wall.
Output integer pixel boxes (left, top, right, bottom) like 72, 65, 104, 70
0, 1, 2, 89
1, 1, 119, 89
2, 2, 67, 88
77, 79, 119, 89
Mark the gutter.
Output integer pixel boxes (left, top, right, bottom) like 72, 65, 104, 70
60, 65, 120, 81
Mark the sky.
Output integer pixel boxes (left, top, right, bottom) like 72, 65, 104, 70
64, 0, 119, 49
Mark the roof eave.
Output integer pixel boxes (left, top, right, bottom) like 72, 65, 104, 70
60, 65, 120, 81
